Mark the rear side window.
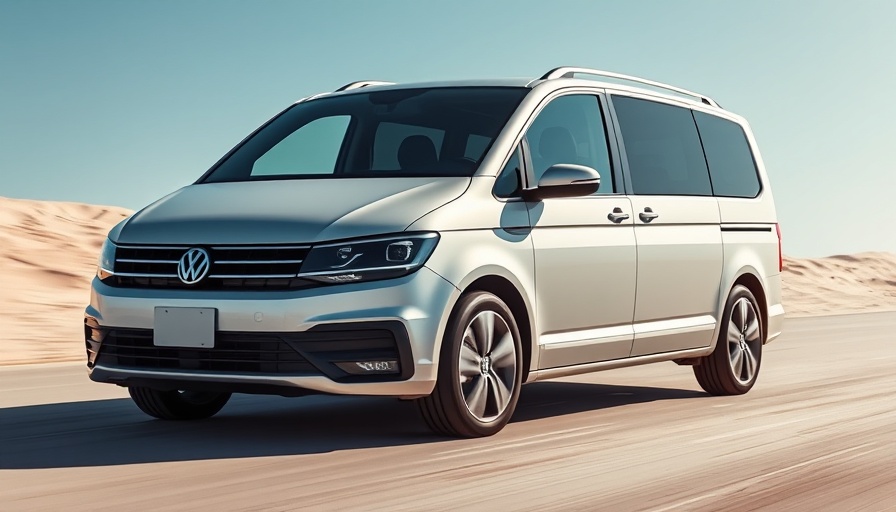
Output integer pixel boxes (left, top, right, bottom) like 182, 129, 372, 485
613, 96, 711, 196
694, 112, 761, 198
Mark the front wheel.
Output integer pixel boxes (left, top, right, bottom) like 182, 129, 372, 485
417, 291, 523, 437
694, 285, 764, 395
129, 387, 231, 420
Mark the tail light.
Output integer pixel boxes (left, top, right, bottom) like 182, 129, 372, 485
775, 223, 783, 272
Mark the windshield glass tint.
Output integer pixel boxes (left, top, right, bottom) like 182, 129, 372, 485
203, 87, 527, 182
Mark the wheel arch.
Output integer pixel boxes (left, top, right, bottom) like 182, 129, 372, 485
431, 263, 536, 382
712, 266, 769, 352
732, 272, 768, 345
461, 274, 534, 383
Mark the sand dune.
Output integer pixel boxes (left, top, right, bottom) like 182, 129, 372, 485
782, 253, 896, 316
1, 196, 894, 365
0, 197, 132, 365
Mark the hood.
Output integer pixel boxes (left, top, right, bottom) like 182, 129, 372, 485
114, 177, 470, 245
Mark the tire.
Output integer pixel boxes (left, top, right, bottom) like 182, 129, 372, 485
417, 291, 524, 437
128, 386, 231, 420
694, 285, 764, 395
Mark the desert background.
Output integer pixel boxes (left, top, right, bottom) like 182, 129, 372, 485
2, 195, 895, 366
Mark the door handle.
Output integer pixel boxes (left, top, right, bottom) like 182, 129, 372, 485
639, 207, 659, 223
608, 207, 630, 223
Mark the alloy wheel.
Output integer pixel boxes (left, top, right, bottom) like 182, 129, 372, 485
727, 297, 761, 384
457, 310, 517, 422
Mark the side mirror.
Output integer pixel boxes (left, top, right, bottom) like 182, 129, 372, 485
523, 164, 601, 201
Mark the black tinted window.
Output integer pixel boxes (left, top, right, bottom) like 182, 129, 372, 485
613, 96, 711, 196
494, 146, 522, 198
371, 122, 444, 171
465, 134, 491, 160
694, 112, 761, 198
203, 87, 527, 183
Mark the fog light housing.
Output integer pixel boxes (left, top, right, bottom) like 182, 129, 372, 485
335, 360, 400, 375
84, 320, 106, 368
317, 273, 364, 284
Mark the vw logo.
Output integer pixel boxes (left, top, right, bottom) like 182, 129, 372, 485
177, 248, 210, 284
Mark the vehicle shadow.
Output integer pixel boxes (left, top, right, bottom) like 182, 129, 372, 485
0, 381, 703, 469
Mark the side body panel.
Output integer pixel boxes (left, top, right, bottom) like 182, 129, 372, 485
627, 196, 723, 355
697, 108, 783, 349
716, 225, 782, 345
409, 177, 538, 373
528, 196, 637, 368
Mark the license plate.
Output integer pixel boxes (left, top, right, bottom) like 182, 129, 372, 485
153, 307, 216, 348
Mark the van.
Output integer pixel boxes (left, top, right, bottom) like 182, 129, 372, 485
86, 67, 784, 437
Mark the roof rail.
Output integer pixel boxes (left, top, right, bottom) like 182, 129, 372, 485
334, 80, 395, 92
540, 67, 719, 108
295, 92, 330, 103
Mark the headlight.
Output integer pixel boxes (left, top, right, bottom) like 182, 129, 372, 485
299, 233, 439, 284
97, 238, 117, 279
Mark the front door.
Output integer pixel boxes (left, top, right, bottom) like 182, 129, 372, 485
524, 93, 637, 369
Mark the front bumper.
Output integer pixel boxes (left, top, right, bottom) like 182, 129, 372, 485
85, 266, 459, 397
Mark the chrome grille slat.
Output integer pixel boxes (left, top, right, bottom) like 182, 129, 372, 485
114, 272, 179, 278
215, 260, 303, 265
110, 244, 312, 290
207, 274, 298, 279
210, 246, 310, 250
117, 245, 191, 250
117, 259, 180, 264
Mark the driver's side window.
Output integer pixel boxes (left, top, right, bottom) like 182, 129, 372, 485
524, 95, 614, 193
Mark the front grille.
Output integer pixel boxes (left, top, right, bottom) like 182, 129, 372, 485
90, 321, 414, 382
96, 329, 319, 375
110, 245, 313, 290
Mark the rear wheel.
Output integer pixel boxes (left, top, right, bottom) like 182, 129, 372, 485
129, 387, 231, 420
417, 291, 523, 437
694, 285, 764, 395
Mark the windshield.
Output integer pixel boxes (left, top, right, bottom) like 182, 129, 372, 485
202, 87, 528, 183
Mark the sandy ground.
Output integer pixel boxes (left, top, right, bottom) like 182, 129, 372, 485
1, 196, 895, 365
2, 313, 894, 510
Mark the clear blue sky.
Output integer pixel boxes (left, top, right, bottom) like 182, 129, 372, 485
2, 0, 894, 257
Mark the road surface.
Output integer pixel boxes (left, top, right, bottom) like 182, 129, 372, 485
1, 313, 894, 511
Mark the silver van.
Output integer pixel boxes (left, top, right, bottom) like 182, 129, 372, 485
86, 67, 784, 437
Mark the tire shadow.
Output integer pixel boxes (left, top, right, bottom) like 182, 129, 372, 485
0, 381, 704, 469
513, 381, 704, 423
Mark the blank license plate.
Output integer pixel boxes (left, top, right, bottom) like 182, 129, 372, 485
154, 307, 216, 348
